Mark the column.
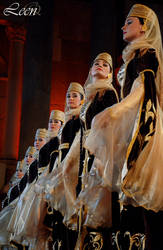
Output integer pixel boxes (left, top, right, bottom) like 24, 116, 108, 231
0, 25, 26, 186
19, 1, 55, 159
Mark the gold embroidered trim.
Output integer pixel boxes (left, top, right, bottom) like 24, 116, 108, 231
140, 68, 155, 76
114, 231, 121, 250
50, 149, 58, 158
126, 69, 155, 163
59, 143, 69, 150
83, 231, 104, 250
124, 232, 146, 250
53, 239, 63, 249
10, 240, 28, 249
121, 67, 155, 99
125, 77, 145, 162
38, 166, 47, 175
58, 150, 62, 165
57, 143, 70, 165
144, 99, 156, 142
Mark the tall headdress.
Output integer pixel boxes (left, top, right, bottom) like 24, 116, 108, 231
67, 82, 85, 97
93, 52, 112, 70
35, 128, 47, 139
16, 160, 24, 171
24, 146, 37, 165
49, 110, 65, 124
64, 82, 85, 119
84, 52, 113, 88
25, 146, 36, 156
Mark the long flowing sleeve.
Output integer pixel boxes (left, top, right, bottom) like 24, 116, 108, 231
84, 75, 144, 192
121, 71, 163, 212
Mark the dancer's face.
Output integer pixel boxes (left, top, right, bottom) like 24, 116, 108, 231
122, 16, 144, 42
24, 153, 35, 166
48, 119, 62, 132
66, 91, 81, 109
34, 137, 46, 150
16, 169, 24, 179
90, 59, 111, 79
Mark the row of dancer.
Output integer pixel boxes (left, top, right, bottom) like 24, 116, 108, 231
0, 110, 65, 249
0, 78, 86, 249
44, 4, 163, 250
1, 106, 65, 201
0, 50, 118, 249
82, 3, 163, 249
0, 3, 163, 250
1, 109, 65, 208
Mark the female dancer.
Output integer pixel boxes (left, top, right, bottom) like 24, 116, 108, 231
59, 52, 118, 249
2, 146, 37, 208
7, 129, 47, 249
2, 107, 64, 209
44, 82, 85, 250
2, 129, 47, 208
0, 146, 36, 249
8, 108, 64, 242
8, 109, 65, 249
10, 83, 84, 250
84, 4, 163, 249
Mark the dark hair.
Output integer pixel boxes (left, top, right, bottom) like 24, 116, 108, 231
138, 17, 145, 25
80, 93, 84, 100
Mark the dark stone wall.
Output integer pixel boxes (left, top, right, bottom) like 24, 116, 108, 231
19, 0, 55, 158
50, 0, 92, 112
